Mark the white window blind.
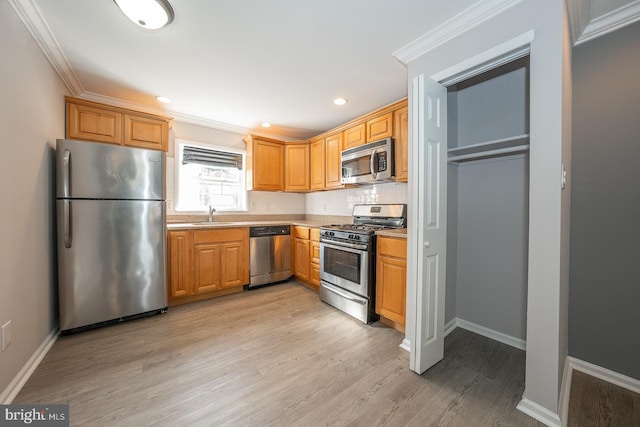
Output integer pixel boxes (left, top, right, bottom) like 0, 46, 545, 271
175, 142, 247, 212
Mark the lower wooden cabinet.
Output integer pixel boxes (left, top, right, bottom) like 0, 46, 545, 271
168, 230, 191, 299
293, 226, 320, 291
375, 236, 407, 331
167, 228, 249, 305
309, 228, 321, 289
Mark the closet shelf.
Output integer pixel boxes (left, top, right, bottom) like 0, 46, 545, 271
447, 134, 530, 163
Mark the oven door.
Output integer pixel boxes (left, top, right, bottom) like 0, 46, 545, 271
320, 240, 371, 297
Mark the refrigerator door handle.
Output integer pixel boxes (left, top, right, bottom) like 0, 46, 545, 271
63, 200, 72, 248
62, 149, 71, 197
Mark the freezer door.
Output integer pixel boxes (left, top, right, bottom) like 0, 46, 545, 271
56, 139, 165, 200
57, 199, 167, 331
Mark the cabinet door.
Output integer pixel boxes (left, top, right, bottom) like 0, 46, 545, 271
168, 231, 192, 298
124, 114, 169, 151
309, 240, 321, 290
310, 138, 326, 190
193, 243, 222, 293
394, 106, 409, 182
67, 101, 122, 145
284, 143, 310, 192
343, 123, 366, 150
375, 254, 407, 325
325, 133, 343, 189
294, 238, 310, 281
221, 241, 245, 288
253, 139, 284, 191
366, 112, 393, 142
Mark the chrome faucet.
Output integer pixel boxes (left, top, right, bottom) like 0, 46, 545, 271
208, 205, 216, 222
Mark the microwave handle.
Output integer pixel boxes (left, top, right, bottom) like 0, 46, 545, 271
370, 148, 378, 180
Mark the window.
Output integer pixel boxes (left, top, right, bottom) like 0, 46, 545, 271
175, 140, 247, 212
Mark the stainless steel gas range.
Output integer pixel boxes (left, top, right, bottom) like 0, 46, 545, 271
319, 204, 407, 324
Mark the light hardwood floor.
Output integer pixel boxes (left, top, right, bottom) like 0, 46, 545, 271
16, 281, 542, 426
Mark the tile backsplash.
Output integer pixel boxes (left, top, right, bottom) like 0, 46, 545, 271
305, 182, 408, 216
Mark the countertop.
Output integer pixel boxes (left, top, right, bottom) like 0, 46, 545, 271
167, 219, 331, 231
375, 228, 407, 239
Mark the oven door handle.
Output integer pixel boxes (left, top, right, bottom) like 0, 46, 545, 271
322, 284, 367, 305
320, 240, 368, 252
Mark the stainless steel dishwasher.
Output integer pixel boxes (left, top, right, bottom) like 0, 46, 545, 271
249, 225, 291, 288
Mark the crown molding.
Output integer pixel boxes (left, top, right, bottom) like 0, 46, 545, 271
567, 0, 640, 46
393, 0, 523, 65
8, 0, 83, 96
566, 0, 592, 44
168, 111, 253, 136
575, 0, 640, 46
81, 92, 255, 136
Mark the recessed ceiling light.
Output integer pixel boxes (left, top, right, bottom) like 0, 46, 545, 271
334, 97, 348, 106
114, 0, 175, 30
156, 96, 171, 104
261, 122, 272, 128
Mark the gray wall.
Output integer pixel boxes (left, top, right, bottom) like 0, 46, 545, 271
569, 20, 640, 380
0, 2, 68, 399
447, 67, 529, 340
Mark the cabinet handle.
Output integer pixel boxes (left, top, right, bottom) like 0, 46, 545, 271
424, 241, 431, 248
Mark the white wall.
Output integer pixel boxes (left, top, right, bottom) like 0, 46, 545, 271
166, 122, 305, 216
0, 2, 69, 400
404, 0, 572, 421
305, 182, 407, 216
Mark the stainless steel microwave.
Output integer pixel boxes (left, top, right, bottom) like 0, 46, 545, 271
341, 138, 394, 185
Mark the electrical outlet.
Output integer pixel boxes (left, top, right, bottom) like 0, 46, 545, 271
1, 320, 11, 351
166, 199, 173, 210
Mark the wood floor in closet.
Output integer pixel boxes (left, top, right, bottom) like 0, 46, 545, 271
14, 280, 633, 426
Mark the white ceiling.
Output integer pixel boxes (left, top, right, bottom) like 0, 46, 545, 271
27, 0, 476, 139
16, 0, 640, 140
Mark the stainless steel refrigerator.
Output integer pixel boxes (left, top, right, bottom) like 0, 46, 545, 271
56, 139, 167, 332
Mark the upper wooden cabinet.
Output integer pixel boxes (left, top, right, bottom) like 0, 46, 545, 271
123, 114, 169, 151
324, 133, 343, 189
394, 106, 409, 182
309, 138, 326, 191
244, 135, 285, 191
366, 112, 393, 142
65, 96, 171, 151
284, 143, 310, 192
343, 123, 366, 150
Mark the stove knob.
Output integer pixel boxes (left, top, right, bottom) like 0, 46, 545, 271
353, 234, 360, 240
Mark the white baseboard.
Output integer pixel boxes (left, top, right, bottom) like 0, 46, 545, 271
444, 318, 457, 337
517, 398, 561, 427
0, 327, 59, 404
454, 318, 526, 350
568, 356, 640, 395
399, 338, 410, 352
559, 354, 573, 426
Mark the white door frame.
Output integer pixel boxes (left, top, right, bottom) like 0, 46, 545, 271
406, 30, 535, 370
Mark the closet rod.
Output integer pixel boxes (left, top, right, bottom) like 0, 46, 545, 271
448, 145, 529, 163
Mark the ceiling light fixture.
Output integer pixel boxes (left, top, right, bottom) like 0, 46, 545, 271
156, 96, 171, 104
114, 0, 175, 30
261, 122, 272, 128
334, 97, 348, 106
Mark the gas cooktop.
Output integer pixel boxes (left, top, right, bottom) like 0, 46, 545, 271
321, 223, 393, 235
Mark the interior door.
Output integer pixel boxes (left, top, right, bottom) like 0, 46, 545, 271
408, 74, 447, 374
